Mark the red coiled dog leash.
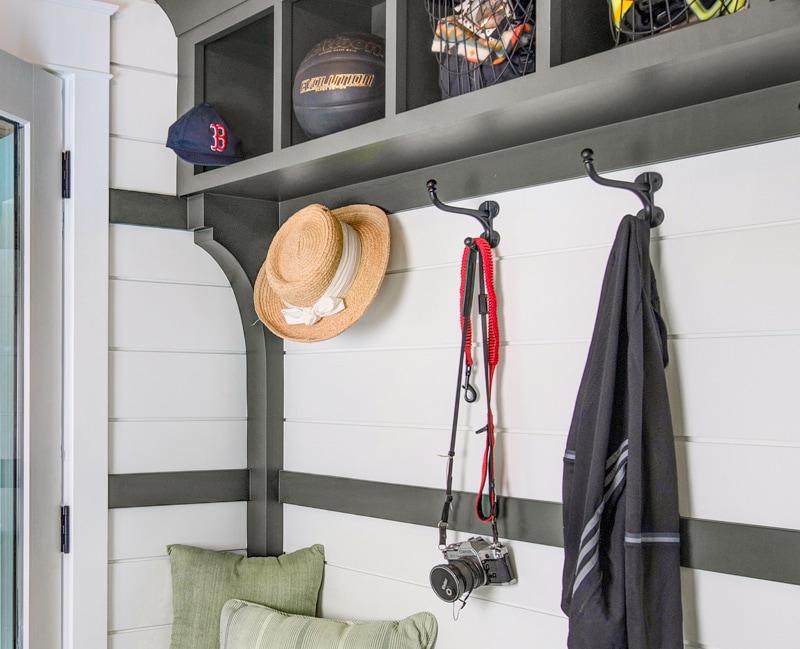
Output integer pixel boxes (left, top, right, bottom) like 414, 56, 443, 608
462, 238, 500, 531
439, 236, 500, 547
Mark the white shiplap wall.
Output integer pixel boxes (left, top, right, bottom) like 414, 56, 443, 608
107, 4, 195, 648
109, 0, 177, 195
106, 6, 253, 649
104, 2, 799, 645
107, 224, 248, 648
283, 137, 800, 648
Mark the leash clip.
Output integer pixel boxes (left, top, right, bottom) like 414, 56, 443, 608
462, 364, 477, 403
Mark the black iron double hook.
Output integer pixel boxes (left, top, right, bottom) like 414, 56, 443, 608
425, 149, 662, 245
580, 149, 664, 227
426, 179, 501, 248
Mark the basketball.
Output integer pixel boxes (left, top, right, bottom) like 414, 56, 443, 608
292, 32, 385, 139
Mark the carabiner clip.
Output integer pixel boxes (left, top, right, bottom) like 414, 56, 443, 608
463, 365, 477, 403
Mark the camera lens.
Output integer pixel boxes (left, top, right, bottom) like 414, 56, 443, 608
429, 560, 485, 603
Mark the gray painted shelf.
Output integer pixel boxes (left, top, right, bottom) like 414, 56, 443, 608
158, 0, 800, 203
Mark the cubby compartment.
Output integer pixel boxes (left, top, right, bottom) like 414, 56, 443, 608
288, 0, 387, 146
402, 0, 538, 111
554, 0, 751, 66
198, 10, 274, 172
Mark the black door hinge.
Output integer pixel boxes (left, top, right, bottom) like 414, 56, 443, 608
60, 505, 70, 554
61, 151, 71, 199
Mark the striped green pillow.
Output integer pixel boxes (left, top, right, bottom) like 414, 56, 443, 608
220, 599, 438, 649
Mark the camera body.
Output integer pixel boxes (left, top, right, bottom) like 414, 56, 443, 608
429, 537, 516, 603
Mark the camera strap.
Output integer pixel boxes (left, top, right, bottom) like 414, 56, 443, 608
439, 236, 500, 548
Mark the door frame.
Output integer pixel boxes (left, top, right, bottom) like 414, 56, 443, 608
0, 3, 117, 648
56, 65, 111, 649
0, 49, 64, 649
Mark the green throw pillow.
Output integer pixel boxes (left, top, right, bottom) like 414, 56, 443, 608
168, 544, 325, 649
219, 599, 438, 649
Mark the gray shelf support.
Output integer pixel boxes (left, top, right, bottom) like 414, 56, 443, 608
189, 193, 284, 557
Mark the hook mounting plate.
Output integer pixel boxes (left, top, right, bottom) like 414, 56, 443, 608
480, 201, 500, 220
636, 172, 663, 192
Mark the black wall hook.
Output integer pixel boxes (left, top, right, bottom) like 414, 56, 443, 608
426, 179, 501, 247
580, 149, 665, 227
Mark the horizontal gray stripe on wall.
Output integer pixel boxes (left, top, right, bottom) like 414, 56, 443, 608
279, 472, 564, 550
109, 469, 249, 508
109, 188, 187, 230
279, 471, 800, 586
679, 518, 800, 587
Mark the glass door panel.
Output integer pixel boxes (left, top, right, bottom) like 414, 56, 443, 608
0, 116, 20, 649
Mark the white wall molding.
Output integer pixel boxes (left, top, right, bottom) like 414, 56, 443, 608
61, 66, 112, 649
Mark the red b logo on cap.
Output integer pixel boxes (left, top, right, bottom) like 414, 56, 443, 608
209, 123, 227, 152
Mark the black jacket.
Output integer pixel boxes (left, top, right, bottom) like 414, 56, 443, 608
561, 215, 683, 649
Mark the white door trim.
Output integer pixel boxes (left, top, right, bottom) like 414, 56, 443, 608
58, 66, 110, 649
0, 45, 113, 649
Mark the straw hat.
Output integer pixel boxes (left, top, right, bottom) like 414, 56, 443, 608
254, 203, 390, 342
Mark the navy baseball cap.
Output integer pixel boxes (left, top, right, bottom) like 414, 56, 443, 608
166, 103, 242, 166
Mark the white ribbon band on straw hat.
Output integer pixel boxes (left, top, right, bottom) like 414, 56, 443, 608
281, 221, 362, 326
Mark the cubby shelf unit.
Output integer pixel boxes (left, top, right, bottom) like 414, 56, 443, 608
167, 0, 800, 202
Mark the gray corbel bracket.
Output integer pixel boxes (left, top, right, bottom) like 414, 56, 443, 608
188, 192, 278, 284
189, 192, 284, 556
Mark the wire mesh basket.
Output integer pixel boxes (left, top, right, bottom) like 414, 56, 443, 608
424, 0, 536, 99
609, 0, 747, 44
